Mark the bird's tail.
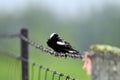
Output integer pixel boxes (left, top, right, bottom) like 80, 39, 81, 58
68, 50, 83, 59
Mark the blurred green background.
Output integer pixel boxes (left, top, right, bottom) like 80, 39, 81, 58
0, 0, 120, 80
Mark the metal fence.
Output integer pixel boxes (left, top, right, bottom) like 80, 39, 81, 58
0, 28, 83, 80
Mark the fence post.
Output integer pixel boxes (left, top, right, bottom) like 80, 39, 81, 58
91, 51, 120, 80
21, 28, 29, 80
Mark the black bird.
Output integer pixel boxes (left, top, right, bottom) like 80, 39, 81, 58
47, 33, 80, 56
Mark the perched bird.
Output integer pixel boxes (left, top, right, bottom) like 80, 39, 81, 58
47, 33, 81, 57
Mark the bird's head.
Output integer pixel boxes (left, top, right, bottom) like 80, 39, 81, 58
50, 33, 59, 39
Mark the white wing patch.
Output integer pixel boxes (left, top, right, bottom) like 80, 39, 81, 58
68, 50, 76, 53
57, 41, 65, 45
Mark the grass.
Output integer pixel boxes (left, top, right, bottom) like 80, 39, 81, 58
0, 33, 91, 80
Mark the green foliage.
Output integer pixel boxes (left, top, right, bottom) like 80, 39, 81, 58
0, 4, 120, 80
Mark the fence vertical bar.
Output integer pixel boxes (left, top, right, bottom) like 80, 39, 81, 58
21, 28, 29, 80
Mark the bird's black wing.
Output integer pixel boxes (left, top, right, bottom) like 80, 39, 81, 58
57, 39, 79, 53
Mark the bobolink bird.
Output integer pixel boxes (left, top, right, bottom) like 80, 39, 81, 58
47, 33, 82, 58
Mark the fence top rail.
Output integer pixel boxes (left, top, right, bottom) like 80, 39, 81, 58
0, 47, 77, 80
0, 33, 19, 38
0, 33, 84, 59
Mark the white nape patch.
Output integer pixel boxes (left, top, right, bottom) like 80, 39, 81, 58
50, 33, 56, 38
57, 41, 65, 45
